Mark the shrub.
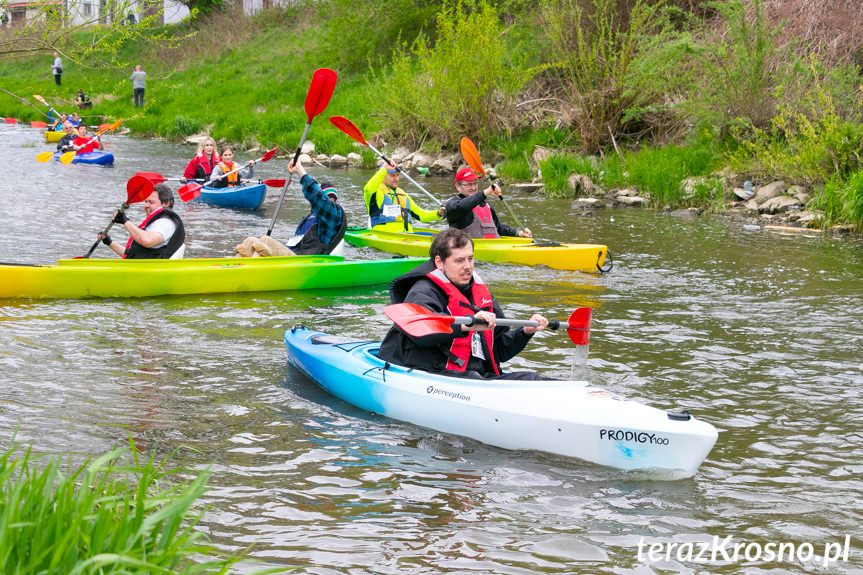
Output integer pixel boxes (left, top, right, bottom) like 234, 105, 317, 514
379, 0, 534, 148
539, 0, 688, 153
316, 0, 441, 73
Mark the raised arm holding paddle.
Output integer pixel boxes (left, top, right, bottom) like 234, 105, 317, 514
266, 67, 338, 237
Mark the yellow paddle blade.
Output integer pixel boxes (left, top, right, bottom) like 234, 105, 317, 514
60, 150, 77, 164
36, 151, 55, 163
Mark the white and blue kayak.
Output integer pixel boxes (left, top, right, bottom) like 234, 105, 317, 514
284, 327, 718, 477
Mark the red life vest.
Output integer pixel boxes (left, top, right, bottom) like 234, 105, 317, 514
217, 161, 240, 186
425, 268, 499, 375
464, 203, 499, 238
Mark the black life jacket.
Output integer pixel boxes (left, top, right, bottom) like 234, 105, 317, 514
123, 208, 185, 259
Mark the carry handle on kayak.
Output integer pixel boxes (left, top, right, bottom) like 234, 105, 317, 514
383, 302, 591, 345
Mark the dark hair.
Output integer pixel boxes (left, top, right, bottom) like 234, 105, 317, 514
429, 228, 472, 261
154, 183, 175, 208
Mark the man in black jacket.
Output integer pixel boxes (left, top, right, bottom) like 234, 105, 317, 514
55, 121, 76, 151
377, 228, 548, 380
444, 167, 532, 239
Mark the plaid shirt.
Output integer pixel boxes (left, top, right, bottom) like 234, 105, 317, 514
300, 174, 345, 245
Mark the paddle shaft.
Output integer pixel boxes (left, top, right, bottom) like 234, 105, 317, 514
366, 143, 441, 206
481, 173, 523, 229
267, 123, 310, 236
453, 315, 571, 330
1, 89, 51, 118
82, 204, 130, 258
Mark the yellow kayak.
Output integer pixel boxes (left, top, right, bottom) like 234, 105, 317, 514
343, 227, 611, 272
0, 255, 424, 299
43, 130, 64, 143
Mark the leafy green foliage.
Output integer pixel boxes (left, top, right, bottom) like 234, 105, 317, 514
316, 0, 441, 73
380, 0, 534, 148
539, 0, 688, 153
539, 154, 599, 196
692, 0, 781, 131
810, 171, 863, 232
0, 438, 242, 574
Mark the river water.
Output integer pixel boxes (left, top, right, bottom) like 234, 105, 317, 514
1, 126, 862, 574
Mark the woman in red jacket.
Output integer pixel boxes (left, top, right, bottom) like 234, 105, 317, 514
181, 137, 220, 183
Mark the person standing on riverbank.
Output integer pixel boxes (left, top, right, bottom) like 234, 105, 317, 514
130, 65, 146, 107
363, 160, 445, 232
445, 167, 531, 239
51, 51, 63, 86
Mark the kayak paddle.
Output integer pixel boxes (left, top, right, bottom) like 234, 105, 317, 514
31, 121, 48, 129
80, 175, 154, 259
460, 137, 524, 230
0, 88, 51, 118
3, 117, 17, 124
267, 67, 338, 237
177, 146, 279, 201
137, 172, 287, 189
383, 302, 592, 345
330, 115, 442, 206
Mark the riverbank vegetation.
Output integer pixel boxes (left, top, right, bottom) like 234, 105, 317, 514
1, 0, 861, 230
0, 437, 245, 573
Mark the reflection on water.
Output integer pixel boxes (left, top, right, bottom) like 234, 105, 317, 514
1, 126, 863, 573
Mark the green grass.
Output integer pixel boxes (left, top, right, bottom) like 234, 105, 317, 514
0, 437, 245, 574
1, 3, 862, 229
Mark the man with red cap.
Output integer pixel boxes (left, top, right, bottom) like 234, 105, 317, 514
445, 167, 532, 239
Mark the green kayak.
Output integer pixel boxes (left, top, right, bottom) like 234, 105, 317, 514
0, 255, 424, 299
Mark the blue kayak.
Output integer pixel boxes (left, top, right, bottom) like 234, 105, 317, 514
52, 150, 115, 165
195, 182, 266, 210
284, 327, 718, 477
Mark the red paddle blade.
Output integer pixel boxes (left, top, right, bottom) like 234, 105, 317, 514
259, 147, 279, 163
262, 179, 286, 187
178, 182, 203, 202
4, 118, 17, 124
261, 146, 279, 162
126, 175, 155, 203
135, 172, 167, 184
329, 115, 368, 145
304, 68, 338, 121
31, 121, 47, 129
566, 307, 592, 346
384, 303, 456, 337
460, 137, 487, 176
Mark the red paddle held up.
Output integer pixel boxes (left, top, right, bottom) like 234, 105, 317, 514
80, 175, 155, 258
267, 68, 338, 236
